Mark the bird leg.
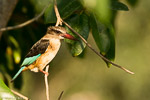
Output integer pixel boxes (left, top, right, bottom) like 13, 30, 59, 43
40, 69, 49, 76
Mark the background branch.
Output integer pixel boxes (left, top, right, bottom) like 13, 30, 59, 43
58, 91, 64, 100
0, 1, 51, 32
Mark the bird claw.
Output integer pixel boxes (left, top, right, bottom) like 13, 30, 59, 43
40, 70, 49, 76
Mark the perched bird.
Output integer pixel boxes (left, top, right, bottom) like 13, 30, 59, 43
11, 26, 75, 82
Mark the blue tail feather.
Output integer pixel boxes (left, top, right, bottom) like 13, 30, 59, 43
11, 66, 26, 82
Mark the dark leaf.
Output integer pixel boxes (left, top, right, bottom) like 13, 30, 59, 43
44, 0, 83, 24
89, 13, 115, 67
126, 0, 139, 7
65, 13, 90, 56
103, 26, 115, 67
110, 1, 129, 11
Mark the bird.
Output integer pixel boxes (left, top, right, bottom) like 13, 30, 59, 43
11, 26, 76, 82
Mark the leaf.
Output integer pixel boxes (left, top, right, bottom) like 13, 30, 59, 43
89, 13, 115, 67
5, 46, 14, 70
89, 13, 109, 54
44, 0, 83, 24
126, 0, 139, 7
103, 26, 115, 67
65, 13, 90, 56
13, 50, 21, 64
9, 36, 21, 64
110, 1, 129, 11
30, 0, 50, 13
95, 0, 111, 24
0, 78, 16, 100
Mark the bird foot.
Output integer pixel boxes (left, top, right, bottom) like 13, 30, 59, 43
40, 70, 49, 76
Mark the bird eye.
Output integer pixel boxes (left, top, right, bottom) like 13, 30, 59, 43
54, 30, 62, 34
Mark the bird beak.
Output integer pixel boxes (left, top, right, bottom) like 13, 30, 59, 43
62, 33, 77, 40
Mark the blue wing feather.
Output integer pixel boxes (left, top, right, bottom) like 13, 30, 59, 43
11, 53, 41, 82
21, 39, 49, 66
21, 54, 41, 66
11, 66, 26, 82
11, 39, 49, 82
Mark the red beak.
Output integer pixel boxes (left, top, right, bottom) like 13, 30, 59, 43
62, 33, 77, 40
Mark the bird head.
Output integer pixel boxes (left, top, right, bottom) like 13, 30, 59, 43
47, 26, 76, 40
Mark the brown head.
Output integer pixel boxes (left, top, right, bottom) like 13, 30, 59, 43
47, 26, 76, 40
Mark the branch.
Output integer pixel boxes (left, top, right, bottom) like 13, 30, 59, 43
62, 21, 134, 74
58, 91, 64, 100
45, 65, 50, 100
54, 0, 134, 74
0, 1, 51, 33
11, 89, 29, 100
54, 0, 62, 26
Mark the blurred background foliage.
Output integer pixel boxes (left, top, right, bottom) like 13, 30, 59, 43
2, 0, 150, 100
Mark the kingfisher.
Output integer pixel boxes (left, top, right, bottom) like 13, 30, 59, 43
11, 26, 75, 82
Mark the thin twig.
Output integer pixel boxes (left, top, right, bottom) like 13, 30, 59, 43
58, 91, 64, 100
0, 1, 51, 32
45, 65, 50, 100
11, 89, 29, 100
54, 0, 134, 74
54, 0, 62, 26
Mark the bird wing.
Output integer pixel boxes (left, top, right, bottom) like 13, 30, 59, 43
21, 39, 50, 66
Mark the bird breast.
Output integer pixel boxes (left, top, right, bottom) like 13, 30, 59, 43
30, 38, 61, 72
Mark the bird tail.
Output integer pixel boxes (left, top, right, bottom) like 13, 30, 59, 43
11, 66, 26, 82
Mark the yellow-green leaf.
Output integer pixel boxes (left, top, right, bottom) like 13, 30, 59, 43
0, 78, 16, 100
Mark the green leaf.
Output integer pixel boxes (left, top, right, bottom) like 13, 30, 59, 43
89, 13, 109, 54
65, 13, 90, 56
110, 1, 129, 11
95, 0, 111, 24
44, 0, 83, 24
103, 26, 115, 67
0, 78, 16, 100
89, 13, 115, 67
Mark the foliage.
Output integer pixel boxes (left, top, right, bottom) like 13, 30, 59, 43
0, 78, 15, 100
44, 0, 128, 65
0, 0, 136, 90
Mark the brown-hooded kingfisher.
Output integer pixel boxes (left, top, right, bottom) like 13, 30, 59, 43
11, 26, 75, 82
